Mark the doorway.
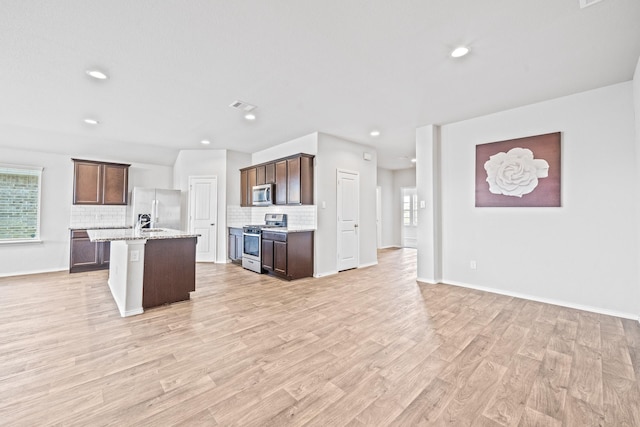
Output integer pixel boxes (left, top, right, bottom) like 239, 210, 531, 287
188, 176, 218, 262
401, 187, 418, 248
337, 169, 360, 271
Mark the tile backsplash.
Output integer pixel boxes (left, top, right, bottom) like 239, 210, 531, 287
70, 205, 127, 228
227, 205, 317, 229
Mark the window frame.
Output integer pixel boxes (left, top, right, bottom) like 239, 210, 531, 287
0, 163, 44, 244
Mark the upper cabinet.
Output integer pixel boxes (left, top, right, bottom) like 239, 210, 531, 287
240, 153, 314, 207
72, 159, 130, 205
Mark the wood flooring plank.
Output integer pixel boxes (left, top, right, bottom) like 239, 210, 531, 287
304, 372, 390, 427
576, 313, 602, 350
525, 349, 572, 421
568, 343, 604, 413
546, 318, 578, 355
389, 377, 456, 426
482, 354, 541, 426
517, 407, 562, 427
1, 248, 639, 425
562, 395, 605, 426
435, 360, 507, 426
263, 381, 345, 427
602, 374, 640, 427
517, 321, 554, 361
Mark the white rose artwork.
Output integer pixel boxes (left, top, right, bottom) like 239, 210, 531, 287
484, 147, 549, 197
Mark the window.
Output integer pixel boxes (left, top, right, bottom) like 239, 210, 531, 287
402, 188, 418, 227
0, 164, 43, 242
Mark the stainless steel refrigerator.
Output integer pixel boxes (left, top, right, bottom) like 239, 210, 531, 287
131, 187, 181, 230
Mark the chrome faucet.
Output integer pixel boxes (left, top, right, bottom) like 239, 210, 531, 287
135, 215, 151, 232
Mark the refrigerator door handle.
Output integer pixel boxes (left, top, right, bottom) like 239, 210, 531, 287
151, 200, 157, 223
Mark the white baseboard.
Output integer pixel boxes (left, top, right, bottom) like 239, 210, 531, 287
0, 267, 68, 278
378, 245, 401, 249
123, 308, 144, 317
314, 270, 338, 278
358, 261, 378, 269
419, 278, 640, 321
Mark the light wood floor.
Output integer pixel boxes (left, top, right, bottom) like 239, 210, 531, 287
1, 248, 639, 426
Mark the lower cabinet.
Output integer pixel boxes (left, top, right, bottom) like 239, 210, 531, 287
142, 237, 196, 309
261, 231, 313, 280
228, 227, 243, 264
69, 229, 110, 273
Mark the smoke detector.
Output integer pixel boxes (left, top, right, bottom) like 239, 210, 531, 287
229, 100, 257, 112
579, 0, 604, 8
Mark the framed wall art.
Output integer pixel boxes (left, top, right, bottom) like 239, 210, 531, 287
475, 132, 561, 207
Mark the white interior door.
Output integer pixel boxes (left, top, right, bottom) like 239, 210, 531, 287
337, 170, 359, 271
189, 176, 217, 262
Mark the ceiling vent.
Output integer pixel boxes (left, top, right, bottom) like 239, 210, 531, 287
229, 100, 257, 112
579, 0, 604, 8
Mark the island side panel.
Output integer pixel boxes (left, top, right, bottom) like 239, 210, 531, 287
287, 231, 314, 280
142, 237, 197, 309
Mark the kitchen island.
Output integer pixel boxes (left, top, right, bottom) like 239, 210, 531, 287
88, 228, 199, 317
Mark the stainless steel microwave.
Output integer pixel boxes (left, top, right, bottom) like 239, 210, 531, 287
252, 184, 274, 206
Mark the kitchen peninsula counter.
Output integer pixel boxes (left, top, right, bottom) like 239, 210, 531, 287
88, 228, 199, 317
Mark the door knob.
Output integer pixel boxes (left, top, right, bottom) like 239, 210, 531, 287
354, 224, 359, 228
211, 223, 215, 226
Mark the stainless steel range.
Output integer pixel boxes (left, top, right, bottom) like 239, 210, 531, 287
242, 214, 288, 273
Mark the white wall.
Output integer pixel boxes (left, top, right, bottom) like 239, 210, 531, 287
0, 146, 173, 277
226, 150, 252, 207
376, 168, 395, 247
251, 133, 318, 165
173, 149, 228, 263
316, 133, 378, 275
428, 82, 639, 318
634, 56, 640, 319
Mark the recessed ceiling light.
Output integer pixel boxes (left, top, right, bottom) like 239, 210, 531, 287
411, 158, 417, 163
451, 46, 470, 58
244, 113, 256, 121
83, 118, 99, 125
200, 139, 211, 145
370, 130, 380, 137
85, 69, 108, 80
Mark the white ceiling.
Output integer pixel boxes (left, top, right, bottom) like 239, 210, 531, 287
1, 0, 639, 169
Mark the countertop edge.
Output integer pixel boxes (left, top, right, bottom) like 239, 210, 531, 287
87, 228, 200, 242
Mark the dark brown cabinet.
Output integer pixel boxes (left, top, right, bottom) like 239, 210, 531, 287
241, 154, 313, 206
240, 167, 259, 207
240, 169, 249, 207
69, 229, 110, 273
72, 159, 129, 205
261, 230, 313, 280
228, 227, 243, 264
286, 156, 313, 205
274, 160, 287, 205
265, 163, 275, 184
256, 165, 266, 185
143, 237, 196, 308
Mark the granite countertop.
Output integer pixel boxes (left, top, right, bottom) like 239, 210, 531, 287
227, 225, 315, 233
87, 228, 200, 242
69, 226, 132, 230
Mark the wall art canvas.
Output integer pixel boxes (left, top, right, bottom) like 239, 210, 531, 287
475, 132, 561, 207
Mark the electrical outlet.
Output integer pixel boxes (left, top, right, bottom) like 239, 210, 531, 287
470, 260, 477, 270
130, 250, 140, 262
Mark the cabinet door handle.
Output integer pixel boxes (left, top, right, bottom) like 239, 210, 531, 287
211, 223, 215, 226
